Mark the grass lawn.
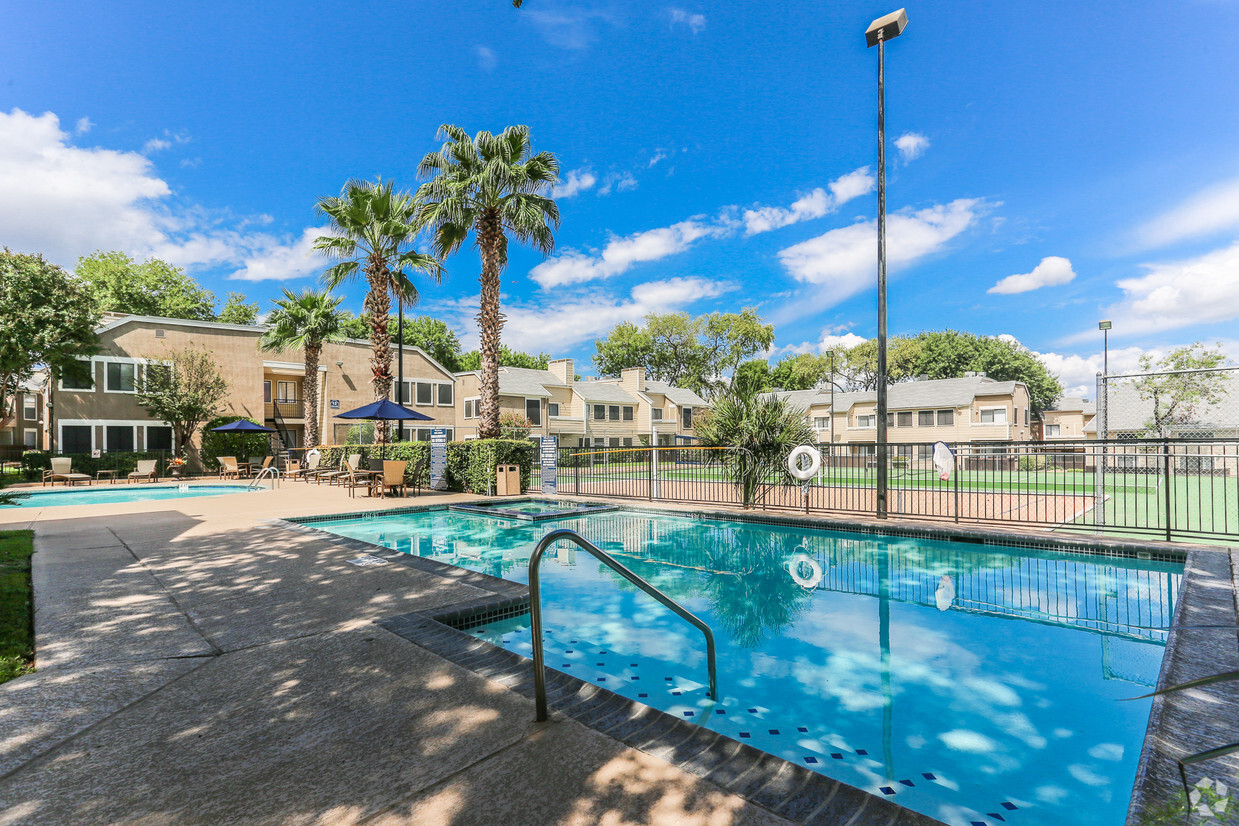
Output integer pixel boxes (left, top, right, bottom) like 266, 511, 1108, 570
0, 530, 35, 683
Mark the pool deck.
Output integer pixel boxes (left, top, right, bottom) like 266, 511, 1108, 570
2, 482, 1234, 825
0, 483, 932, 826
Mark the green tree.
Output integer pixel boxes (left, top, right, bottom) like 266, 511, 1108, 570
134, 348, 229, 470
217, 291, 260, 325
836, 336, 922, 390
907, 330, 1063, 412
456, 346, 551, 372
693, 390, 815, 509
770, 353, 835, 391
1134, 343, 1229, 437
399, 316, 462, 371
76, 251, 216, 320
314, 179, 442, 437
416, 124, 560, 438
0, 250, 99, 419
733, 359, 773, 397
699, 309, 775, 388
259, 289, 347, 448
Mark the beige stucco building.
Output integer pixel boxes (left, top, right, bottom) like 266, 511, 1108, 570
0, 376, 47, 455
1037, 397, 1096, 442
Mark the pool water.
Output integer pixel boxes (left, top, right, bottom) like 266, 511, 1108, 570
2, 484, 253, 508
312, 508, 1181, 826
448, 498, 616, 520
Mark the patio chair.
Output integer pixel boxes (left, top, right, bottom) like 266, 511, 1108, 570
43, 457, 92, 487
321, 454, 363, 486
246, 456, 265, 477
127, 459, 158, 483
342, 461, 377, 498
374, 460, 408, 498
218, 456, 241, 480
288, 453, 319, 481
408, 453, 430, 496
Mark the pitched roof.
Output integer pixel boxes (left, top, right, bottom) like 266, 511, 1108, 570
763, 389, 831, 410
831, 376, 1025, 411
643, 380, 707, 406
454, 366, 568, 398
1046, 396, 1096, 415
576, 381, 639, 404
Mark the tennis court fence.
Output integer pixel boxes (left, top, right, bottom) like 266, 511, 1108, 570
532, 439, 1239, 543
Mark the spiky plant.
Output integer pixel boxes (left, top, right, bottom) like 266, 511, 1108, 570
313, 179, 442, 438
259, 289, 348, 448
415, 125, 559, 439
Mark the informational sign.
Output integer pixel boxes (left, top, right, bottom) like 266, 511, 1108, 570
540, 436, 558, 495
329, 399, 340, 410
91, 449, 101, 458
430, 428, 448, 490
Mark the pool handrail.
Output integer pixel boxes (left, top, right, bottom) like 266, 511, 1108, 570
247, 466, 280, 490
528, 527, 718, 722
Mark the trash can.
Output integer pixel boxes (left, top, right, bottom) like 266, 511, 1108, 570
496, 464, 520, 495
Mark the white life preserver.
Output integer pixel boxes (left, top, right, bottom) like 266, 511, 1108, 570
787, 445, 821, 480
787, 553, 823, 589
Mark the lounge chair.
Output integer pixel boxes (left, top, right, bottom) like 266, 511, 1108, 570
375, 460, 408, 498
127, 459, 158, 483
288, 453, 319, 481
43, 457, 92, 487
218, 456, 241, 480
321, 454, 362, 486
342, 461, 377, 498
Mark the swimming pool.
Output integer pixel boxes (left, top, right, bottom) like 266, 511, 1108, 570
311, 506, 1182, 826
1, 484, 254, 508
448, 497, 617, 520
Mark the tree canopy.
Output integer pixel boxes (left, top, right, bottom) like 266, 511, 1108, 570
76, 251, 217, 321
341, 313, 463, 371
1134, 343, 1229, 437
905, 330, 1063, 411
457, 346, 550, 372
135, 348, 229, 468
217, 292, 260, 325
0, 250, 100, 418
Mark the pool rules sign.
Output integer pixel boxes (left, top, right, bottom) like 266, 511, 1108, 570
540, 436, 557, 495
430, 428, 448, 491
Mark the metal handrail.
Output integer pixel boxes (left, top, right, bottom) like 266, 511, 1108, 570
247, 466, 280, 490
528, 528, 718, 722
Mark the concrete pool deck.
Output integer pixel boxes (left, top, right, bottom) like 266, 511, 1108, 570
0, 482, 921, 826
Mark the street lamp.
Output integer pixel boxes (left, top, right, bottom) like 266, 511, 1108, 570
866, 8, 908, 519
826, 350, 836, 444
1098, 320, 1111, 378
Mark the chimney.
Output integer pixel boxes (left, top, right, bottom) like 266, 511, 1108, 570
620, 366, 645, 395
548, 358, 573, 385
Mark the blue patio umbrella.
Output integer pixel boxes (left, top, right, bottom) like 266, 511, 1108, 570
335, 399, 433, 458
211, 419, 276, 433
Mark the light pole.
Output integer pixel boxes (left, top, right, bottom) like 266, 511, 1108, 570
1099, 320, 1111, 379
1097, 320, 1112, 531
827, 350, 836, 444
866, 8, 908, 519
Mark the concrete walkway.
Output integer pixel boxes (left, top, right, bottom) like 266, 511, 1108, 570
0, 482, 798, 826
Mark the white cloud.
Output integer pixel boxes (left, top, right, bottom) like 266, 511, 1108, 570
554, 168, 596, 198
143, 137, 172, 153
988, 256, 1076, 294
743, 167, 874, 235
597, 171, 638, 195
525, 9, 614, 50
648, 151, 668, 167
439, 276, 733, 353
820, 332, 868, 351
227, 227, 324, 282
1135, 175, 1239, 249
474, 45, 497, 71
776, 198, 985, 307
894, 132, 929, 162
1100, 240, 1239, 334
669, 8, 706, 33
74, 117, 93, 135
530, 217, 730, 288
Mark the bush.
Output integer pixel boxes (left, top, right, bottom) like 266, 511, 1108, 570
22, 451, 174, 478
200, 416, 271, 470
891, 455, 910, 469
20, 451, 48, 478
446, 439, 536, 494
316, 442, 430, 486
1018, 455, 1048, 471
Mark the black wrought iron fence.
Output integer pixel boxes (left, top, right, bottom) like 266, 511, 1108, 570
543, 440, 1239, 543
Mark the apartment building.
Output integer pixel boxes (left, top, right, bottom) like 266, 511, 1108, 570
768, 374, 1035, 455
453, 361, 706, 448
1038, 397, 1095, 441
0, 376, 47, 453
50, 313, 457, 454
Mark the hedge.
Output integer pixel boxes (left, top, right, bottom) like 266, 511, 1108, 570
313, 439, 535, 494
200, 416, 272, 470
316, 442, 431, 487
18, 450, 177, 479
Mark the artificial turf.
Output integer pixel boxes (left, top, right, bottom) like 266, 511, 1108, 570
0, 530, 35, 683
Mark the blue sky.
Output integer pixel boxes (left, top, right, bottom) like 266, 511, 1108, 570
5, 1, 1239, 394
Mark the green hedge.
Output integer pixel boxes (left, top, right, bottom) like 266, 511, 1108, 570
316, 442, 431, 486
446, 439, 535, 494
18, 450, 176, 478
200, 416, 272, 470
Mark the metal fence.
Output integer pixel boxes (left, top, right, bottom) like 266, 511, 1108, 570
534, 440, 1239, 543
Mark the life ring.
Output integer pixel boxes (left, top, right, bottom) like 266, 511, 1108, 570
787, 445, 821, 480
787, 553, 823, 589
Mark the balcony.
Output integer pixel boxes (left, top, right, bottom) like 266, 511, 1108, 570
265, 400, 304, 421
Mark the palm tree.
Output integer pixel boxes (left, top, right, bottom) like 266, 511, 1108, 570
313, 179, 442, 438
259, 289, 347, 448
415, 125, 559, 439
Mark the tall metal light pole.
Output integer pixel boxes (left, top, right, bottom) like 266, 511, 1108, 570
866, 8, 908, 519
1099, 320, 1111, 378
397, 300, 405, 442
827, 350, 836, 444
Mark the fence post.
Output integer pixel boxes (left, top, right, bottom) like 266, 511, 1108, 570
1163, 438, 1173, 542
953, 444, 960, 523
574, 454, 580, 496
647, 446, 653, 501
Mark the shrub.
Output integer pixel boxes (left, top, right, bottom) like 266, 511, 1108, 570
498, 412, 533, 440
1018, 455, 1048, 471
22, 451, 173, 477
446, 439, 535, 494
891, 455, 910, 469
200, 416, 271, 470
316, 442, 430, 486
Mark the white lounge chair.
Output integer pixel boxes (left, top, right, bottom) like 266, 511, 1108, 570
43, 457, 92, 487
128, 459, 158, 483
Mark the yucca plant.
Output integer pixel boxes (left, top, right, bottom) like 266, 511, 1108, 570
693, 391, 815, 508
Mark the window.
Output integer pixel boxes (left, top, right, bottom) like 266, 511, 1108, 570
276, 381, 298, 403
106, 362, 136, 393
609, 437, 620, 448
0, 430, 10, 445
105, 425, 134, 453
264, 381, 272, 403
897, 411, 913, 427
918, 410, 934, 427
1025, 408, 1030, 427
593, 437, 604, 447
146, 426, 173, 451
681, 407, 693, 429
548, 402, 560, 417
608, 405, 620, 421
979, 408, 1007, 424
593, 405, 605, 421
464, 400, 473, 419
1045, 424, 1061, 437
416, 382, 433, 406
623, 437, 633, 447
651, 408, 663, 420
622, 406, 633, 421
23, 430, 37, 448
437, 384, 453, 406
937, 409, 954, 426
61, 363, 93, 390
526, 398, 541, 426
856, 414, 876, 428
61, 425, 91, 454
23, 394, 37, 421
814, 417, 830, 429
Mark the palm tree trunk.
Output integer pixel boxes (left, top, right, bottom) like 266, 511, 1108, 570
366, 254, 393, 442
476, 209, 505, 439
304, 343, 321, 448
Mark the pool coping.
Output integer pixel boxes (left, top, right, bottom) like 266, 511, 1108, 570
273, 497, 1233, 826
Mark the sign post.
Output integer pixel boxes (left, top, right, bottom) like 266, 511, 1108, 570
540, 436, 558, 495
430, 428, 448, 491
